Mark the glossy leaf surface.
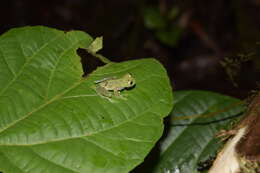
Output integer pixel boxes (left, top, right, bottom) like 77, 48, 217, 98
0, 26, 173, 173
153, 91, 245, 173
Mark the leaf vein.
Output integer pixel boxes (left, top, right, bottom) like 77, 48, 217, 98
0, 33, 63, 96
0, 37, 90, 135
29, 148, 79, 173
0, 48, 16, 78
81, 137, 125, 160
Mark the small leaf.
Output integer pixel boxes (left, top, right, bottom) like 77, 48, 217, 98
152, 91, 245, 173
143, 7, 167, 30
87, 36, 103, 54
155, 26, 183, 47
168, 7, 179, 20
0, 26, 173, 173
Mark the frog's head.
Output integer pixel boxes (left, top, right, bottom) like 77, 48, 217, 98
123, 73, 135, 87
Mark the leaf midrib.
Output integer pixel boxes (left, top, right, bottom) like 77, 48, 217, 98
0, 32, 63, 96
0, 33, 91, 135
0, 75, 167, 146
0, 58, 168, 146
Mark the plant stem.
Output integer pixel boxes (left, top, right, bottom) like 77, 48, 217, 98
88, 51, 112, 64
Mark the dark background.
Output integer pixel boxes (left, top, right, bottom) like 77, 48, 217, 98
0, 1, 260, 172
1, 0, 260, 98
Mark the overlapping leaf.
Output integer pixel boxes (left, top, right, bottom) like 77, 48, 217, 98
152, 91, 245, 173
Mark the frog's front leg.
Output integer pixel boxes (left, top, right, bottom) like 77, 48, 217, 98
114, 89, 127, 100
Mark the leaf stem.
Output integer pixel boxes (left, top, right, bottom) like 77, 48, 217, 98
88, 51, 112, 64
94, 53, 112, 64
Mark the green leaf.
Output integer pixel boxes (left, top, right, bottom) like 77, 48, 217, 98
155, 26, 183, 47
87, 36, 103, 54
0, 26, 173, 173
168, 7, 179, 20
152, 90, 245, 173
143, 7, 167, 30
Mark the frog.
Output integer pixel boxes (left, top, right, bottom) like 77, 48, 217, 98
94, 73, 135, 99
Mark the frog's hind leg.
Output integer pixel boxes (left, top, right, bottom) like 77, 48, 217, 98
95, 86, 115, 102
96, 85, 112, 98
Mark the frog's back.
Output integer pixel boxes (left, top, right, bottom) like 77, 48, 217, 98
94, 76, 115, 84
100, 80, 124, 91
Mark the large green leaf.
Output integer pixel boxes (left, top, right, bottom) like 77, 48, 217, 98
0, 26, 173, 173
152, 91, 245, 173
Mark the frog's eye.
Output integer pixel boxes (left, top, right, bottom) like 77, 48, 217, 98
128, 80, 134, 86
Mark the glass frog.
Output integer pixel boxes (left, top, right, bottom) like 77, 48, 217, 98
94, 73, 135, 99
